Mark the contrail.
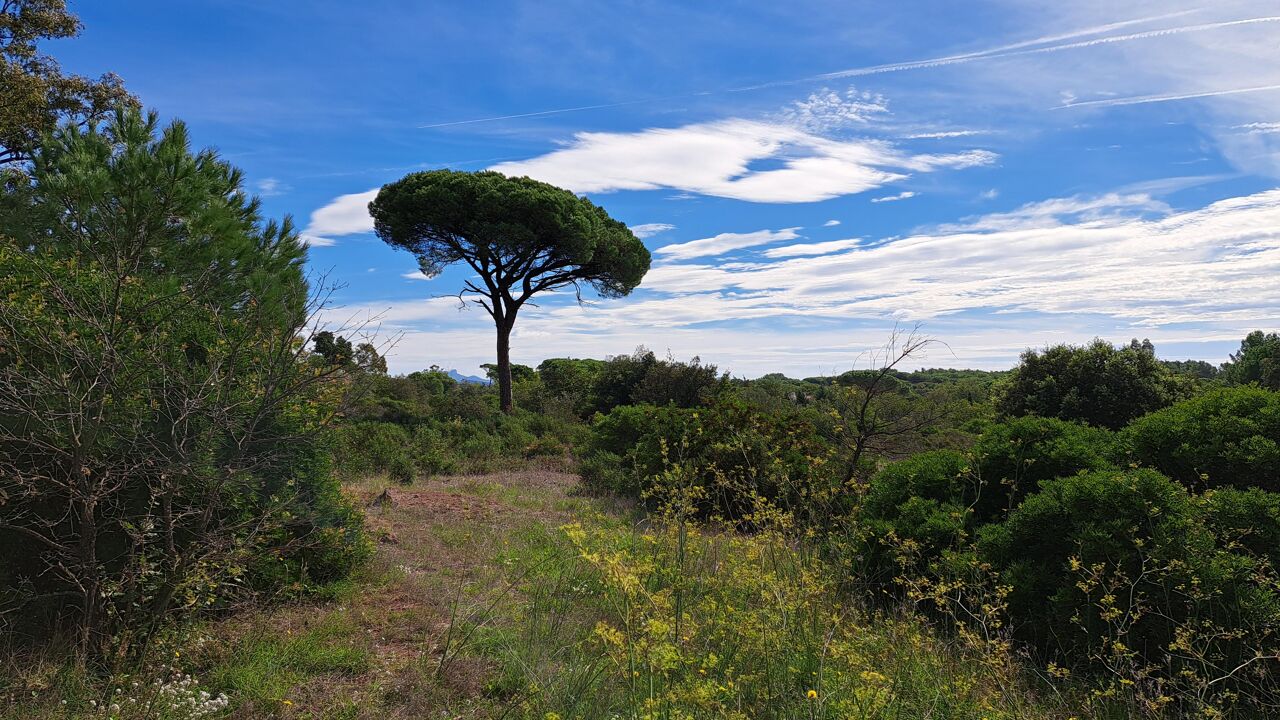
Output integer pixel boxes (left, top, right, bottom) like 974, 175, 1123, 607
419, 10, 1280, 129
1055, 83, 1280, 109
818, 15, 1280, 80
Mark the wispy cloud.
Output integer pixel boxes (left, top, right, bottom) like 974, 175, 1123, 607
1056, 83, 1280, 110
599, 189, 1280, 329
655, 227, 802, 261
871, 191, 917, 203
412, 8, 1222, 129
490, 118, 994, 203
763, 238, 864, 258
824, 219, 841, 227
256, 177, 289, 197
630, 223, 676, 239
820, 13, 1280, 82
902, 130, 991, 139
1235, 121, 1280, 135
934, 193, 1169, 233
776, 88, 888, 132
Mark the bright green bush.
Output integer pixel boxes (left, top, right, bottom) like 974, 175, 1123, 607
1123, 385, 1280, 491
968, 416, 1117, 521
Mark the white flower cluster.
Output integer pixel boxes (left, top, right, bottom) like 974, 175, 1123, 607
87, 671, 229, 719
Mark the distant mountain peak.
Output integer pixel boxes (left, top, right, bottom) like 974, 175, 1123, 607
446, 369, 488, 385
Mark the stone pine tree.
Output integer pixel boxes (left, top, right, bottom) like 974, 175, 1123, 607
369, 170, 650, 413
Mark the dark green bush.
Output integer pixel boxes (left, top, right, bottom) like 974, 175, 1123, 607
1200, 487, 1280, 566
978, 469, 1204, 652
1123, 385, 1280, 492
994, 339, 1188, 429
860, 417, 1117, 555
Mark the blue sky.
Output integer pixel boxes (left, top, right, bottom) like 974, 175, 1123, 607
57, 0, 1280, 376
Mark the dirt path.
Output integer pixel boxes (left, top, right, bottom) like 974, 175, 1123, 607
209, 470, 591, 719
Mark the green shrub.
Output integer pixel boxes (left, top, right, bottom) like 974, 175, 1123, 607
994, 339, 1188, 429
978, 469, 1204, 653
859, 417, 1118, 569
583, 399, 839, 525
331, 422, 416, 483
1200, 487, 1280, 566
968, 416, 1117, 521
1123, 385, 1280, 491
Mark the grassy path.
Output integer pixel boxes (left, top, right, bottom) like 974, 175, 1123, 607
199, 470, 605, 719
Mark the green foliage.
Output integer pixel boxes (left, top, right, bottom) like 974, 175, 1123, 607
587, 348, 725, 415
1221, 330, 1280, 390
1200, 487, 1280, 566
967, 416, 1118, 521
0, 108, 366, 654
331, 422, 417, 483
1123, 385, 1280, 492
978, 469, 1200, 644
582, 398, 840, 525
482, 362, 535, 383
312, 330, 354, 366
975, 470, 1280, 709
0, 0, 137, 166
858, 417, 1117, 583
994, 339, 1188, 429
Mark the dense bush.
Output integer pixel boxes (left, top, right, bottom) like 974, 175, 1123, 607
1199, 486, 1280, 566
973, 469, 1280, 708
1123, 385, 1280, 491
0, 109, 367, 656
332, 422, 417, 483
995, 339, 1188, 429
967, 416, 1117, 521
1221, 330, 1280, 390
581, 398, 840, 525
857, 417, 1117, 580
978, 469, 1201, 644
585, 348, 724, 415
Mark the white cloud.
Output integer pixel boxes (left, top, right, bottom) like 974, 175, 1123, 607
763, 238, 864, 258
256, 177, 289, 196
1235, 122, 1280, 135
823, 219, 842, 226
871, 191, 918, 203
655, 227, 802, 261
970, 1, 1280, 175
630, 222, 676, 239
903, 130, 990, 139
490, 118, 995, 203
935, 192, 1168, 232
979, 189, 1000, 200
402, 271, 431, 281
617, 189, 1280, 330
301, 187, 379, 246
777, 88, 889, 132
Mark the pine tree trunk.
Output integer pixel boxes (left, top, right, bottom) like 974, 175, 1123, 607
496, 320, 514, 413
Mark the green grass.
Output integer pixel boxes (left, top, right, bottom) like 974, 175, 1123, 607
206, 611, 372, 712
